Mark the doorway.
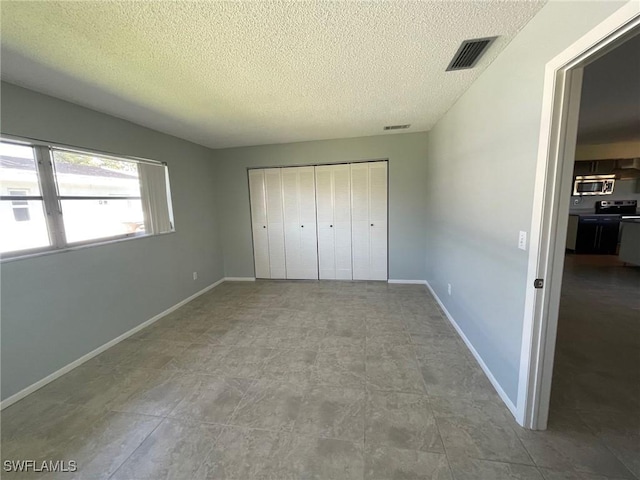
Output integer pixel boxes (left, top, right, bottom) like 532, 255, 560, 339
518, 2, 640, 431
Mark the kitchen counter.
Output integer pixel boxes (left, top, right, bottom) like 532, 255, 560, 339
619, 220, 640, 266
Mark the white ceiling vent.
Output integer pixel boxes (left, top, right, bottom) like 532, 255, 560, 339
446, 37, 497, 71
383, 124, 411, 131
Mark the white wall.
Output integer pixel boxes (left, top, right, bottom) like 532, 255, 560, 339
424, 1, 628, 404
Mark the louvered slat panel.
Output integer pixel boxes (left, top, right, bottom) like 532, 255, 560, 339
351, 163, 370, 280
315, 166, 333, 223
297, 166, 318, 279
265, 168, 286, 279
249, 169, 267, 224
248, 170, 270, 278
333, 164, 352, 279
316, 165, 335, 279
282, 168, 301, 279
369, 162, 388, 281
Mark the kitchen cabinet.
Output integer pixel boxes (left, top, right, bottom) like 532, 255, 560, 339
574, 215, 620, 254
566, 215, 579, 250
573, 160, 616, 176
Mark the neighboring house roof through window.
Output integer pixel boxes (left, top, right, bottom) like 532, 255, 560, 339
0, 155, 138, 179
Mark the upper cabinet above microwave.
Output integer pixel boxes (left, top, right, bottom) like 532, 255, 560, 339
573, 159, 616, 176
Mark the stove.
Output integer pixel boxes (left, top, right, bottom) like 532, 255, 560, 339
595, 200, 637, 215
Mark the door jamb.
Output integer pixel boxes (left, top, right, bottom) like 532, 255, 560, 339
517, 1, 640, 430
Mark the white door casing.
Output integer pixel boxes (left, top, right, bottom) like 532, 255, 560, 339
518, 2, 640, 430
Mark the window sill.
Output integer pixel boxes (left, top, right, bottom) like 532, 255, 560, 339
0, 230, 176, 264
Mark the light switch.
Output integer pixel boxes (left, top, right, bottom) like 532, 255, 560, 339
518, 231, 527, 251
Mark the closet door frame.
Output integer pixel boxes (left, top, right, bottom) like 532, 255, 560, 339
246, 159, 389, 281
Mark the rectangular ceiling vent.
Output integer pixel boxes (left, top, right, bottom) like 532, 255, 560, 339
446, 37, 497, 71
384, 124, 411, 131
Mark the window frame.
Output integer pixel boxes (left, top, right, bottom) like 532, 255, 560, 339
0, 135, 175, 261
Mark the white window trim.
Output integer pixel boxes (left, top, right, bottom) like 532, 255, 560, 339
0, 134, 175, 262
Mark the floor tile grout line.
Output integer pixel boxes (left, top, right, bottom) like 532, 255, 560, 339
223, 377, 261, 432
106, 413, 167, 480
11, 280, 635, 480
364, 305, 369, 452
570, 407, 639, 480
407, 307, 456, 480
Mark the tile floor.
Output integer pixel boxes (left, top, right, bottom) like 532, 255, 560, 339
546, 254, 640, 480
1, 267, 638, 479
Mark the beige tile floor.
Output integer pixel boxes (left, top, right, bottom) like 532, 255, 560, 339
1, 265, 637, 479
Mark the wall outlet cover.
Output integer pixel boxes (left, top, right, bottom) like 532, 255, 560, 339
518, 231, 527, 251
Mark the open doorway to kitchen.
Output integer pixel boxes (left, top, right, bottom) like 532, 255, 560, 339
518, 1, 640, 439
549, 31, 640, 478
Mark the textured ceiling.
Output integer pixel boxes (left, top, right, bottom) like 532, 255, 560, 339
1, 1, 545, 149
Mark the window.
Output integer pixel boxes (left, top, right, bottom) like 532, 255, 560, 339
0, 138, 174, 258
9, 189, 31, 222
0, 143, 50, 253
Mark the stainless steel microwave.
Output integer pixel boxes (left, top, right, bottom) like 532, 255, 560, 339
573, 174, 615, 196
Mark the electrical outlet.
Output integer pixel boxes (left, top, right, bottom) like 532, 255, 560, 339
518, 231, 527, 251
193, 272, 198, 280
447, 283, 452, 295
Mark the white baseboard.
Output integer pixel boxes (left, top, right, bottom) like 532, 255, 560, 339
425, 281, 518, 418
224, 277, 256, 282
388, 279, 428, 285
0, 277, 226, 410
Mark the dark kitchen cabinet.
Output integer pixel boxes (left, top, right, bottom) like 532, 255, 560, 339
573, 160, 616, 176
575, 216, 620, 254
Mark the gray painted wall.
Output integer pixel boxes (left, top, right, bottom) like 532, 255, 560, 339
215, 132, 428, 280
0, 82, 224, 400
424, 1, 627, 403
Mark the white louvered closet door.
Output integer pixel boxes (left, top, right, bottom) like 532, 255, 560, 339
351, 163, 370, 280
264, 169, 286, 279
316, 164, 352, 280
282, 166, 319, 279
351, 162, 388, 281
369, 162, 388, 281
249, 169, 270, 279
